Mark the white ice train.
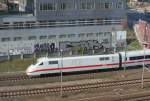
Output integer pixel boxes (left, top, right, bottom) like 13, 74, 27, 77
26, 49, 150, 76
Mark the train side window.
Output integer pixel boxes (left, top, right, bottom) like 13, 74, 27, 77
146, 55, 150, 59
49, 61, 58, 64
130, 57, 135, 60
105, 57, 109, 60
39, 62, 43, 66
99, 57, 104, 61
99, 57, 109, 61
137, 56, 144, 60
130, 56, 144, 60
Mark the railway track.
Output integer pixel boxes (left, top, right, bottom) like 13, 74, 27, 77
0, 68, 132, 82
0, 74, 30, 81
70, 91, 150, 101
0, 74, 60, 86
0, 69, 119, 86
0, 77, 150, 98
0, 68, 145, 87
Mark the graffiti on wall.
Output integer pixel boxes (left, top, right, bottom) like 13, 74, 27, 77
33, 43, 56, 53
1, 39, 111, 56
59, 40, 105, 51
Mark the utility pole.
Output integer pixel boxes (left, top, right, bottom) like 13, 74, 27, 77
4, 0, 9, 11
141, 23, 150, 88
124, 41, 127, 73
60, 49, 63, 97
112, 27, 116, 53
141, 44, 145, 88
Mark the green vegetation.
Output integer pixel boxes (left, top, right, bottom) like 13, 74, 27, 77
127, 39, 142, 51
0, 58, 36, 72
126, 27, 142, 51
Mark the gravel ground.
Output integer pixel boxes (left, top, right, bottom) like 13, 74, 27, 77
1, 68, 150, 101
1, 85, 150, 101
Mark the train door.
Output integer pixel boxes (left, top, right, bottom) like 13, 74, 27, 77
62, 58, 81, 72
33, 61, 49, 75
111, 54, 120, 69
118, 53, 122, 69
47, 60, 59, 74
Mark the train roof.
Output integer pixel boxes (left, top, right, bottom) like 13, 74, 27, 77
37, 57, 60, 62
37, 50, 150, 62
120, 49, 150, 56
37, 53, 118, 62
63, 54, 117, 60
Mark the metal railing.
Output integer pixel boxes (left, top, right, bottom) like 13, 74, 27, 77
0, 19, 124, 30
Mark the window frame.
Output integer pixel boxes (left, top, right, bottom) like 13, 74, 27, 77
14, 37, 22, 41
39, 36, 47, 40
28, 36, 36, 40
40, 3, 56, 11
116, 2, 123, 9
39, 62, 43, 66
99, 57, 109, 61
49, 61, 58, 65
104, 2, 113, 9
1, 37, 10, 42
80, 2, 95, 10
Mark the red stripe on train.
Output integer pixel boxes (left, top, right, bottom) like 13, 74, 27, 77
29, 60, 150, 73
123, 60, 150, 64
29, 63, 119, 73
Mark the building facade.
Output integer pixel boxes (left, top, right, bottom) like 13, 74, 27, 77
0, 0, 127, 56
34, 0, 126, 21
0, 2, 7, 11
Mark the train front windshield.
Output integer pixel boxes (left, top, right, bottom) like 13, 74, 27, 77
32, 58, 43, 65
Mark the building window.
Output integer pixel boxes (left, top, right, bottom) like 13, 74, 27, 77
13, 22, 24, 28
87, 33, 94, 37
80, 2, 94, 10
48, 3, 56, 10
60, 3, 71, 10
14, 37, 22, 41
87, 3, 94, 9
39, 36, 47, 40
104, 2, 112, 9
40, 3, 56, 11
104, 32, 111, 36
59, 34, 66, 38
28, 36, 36, 40
98, 2, 104, 9
43, 4, 47, 10
40, 4, 43, 10
78, 33, 85, 37
96, 32, 103, 37
116, 2, 123, 8
60, 3, 66, 10
49, 35, 56, 39
68, 34, 76, 38
103, 39, 109, 43
1, 37, 10, 42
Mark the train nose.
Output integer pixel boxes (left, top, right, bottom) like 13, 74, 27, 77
26, 65, 33, 76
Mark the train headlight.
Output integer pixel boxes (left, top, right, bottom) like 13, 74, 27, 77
26, 65, 34, 75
